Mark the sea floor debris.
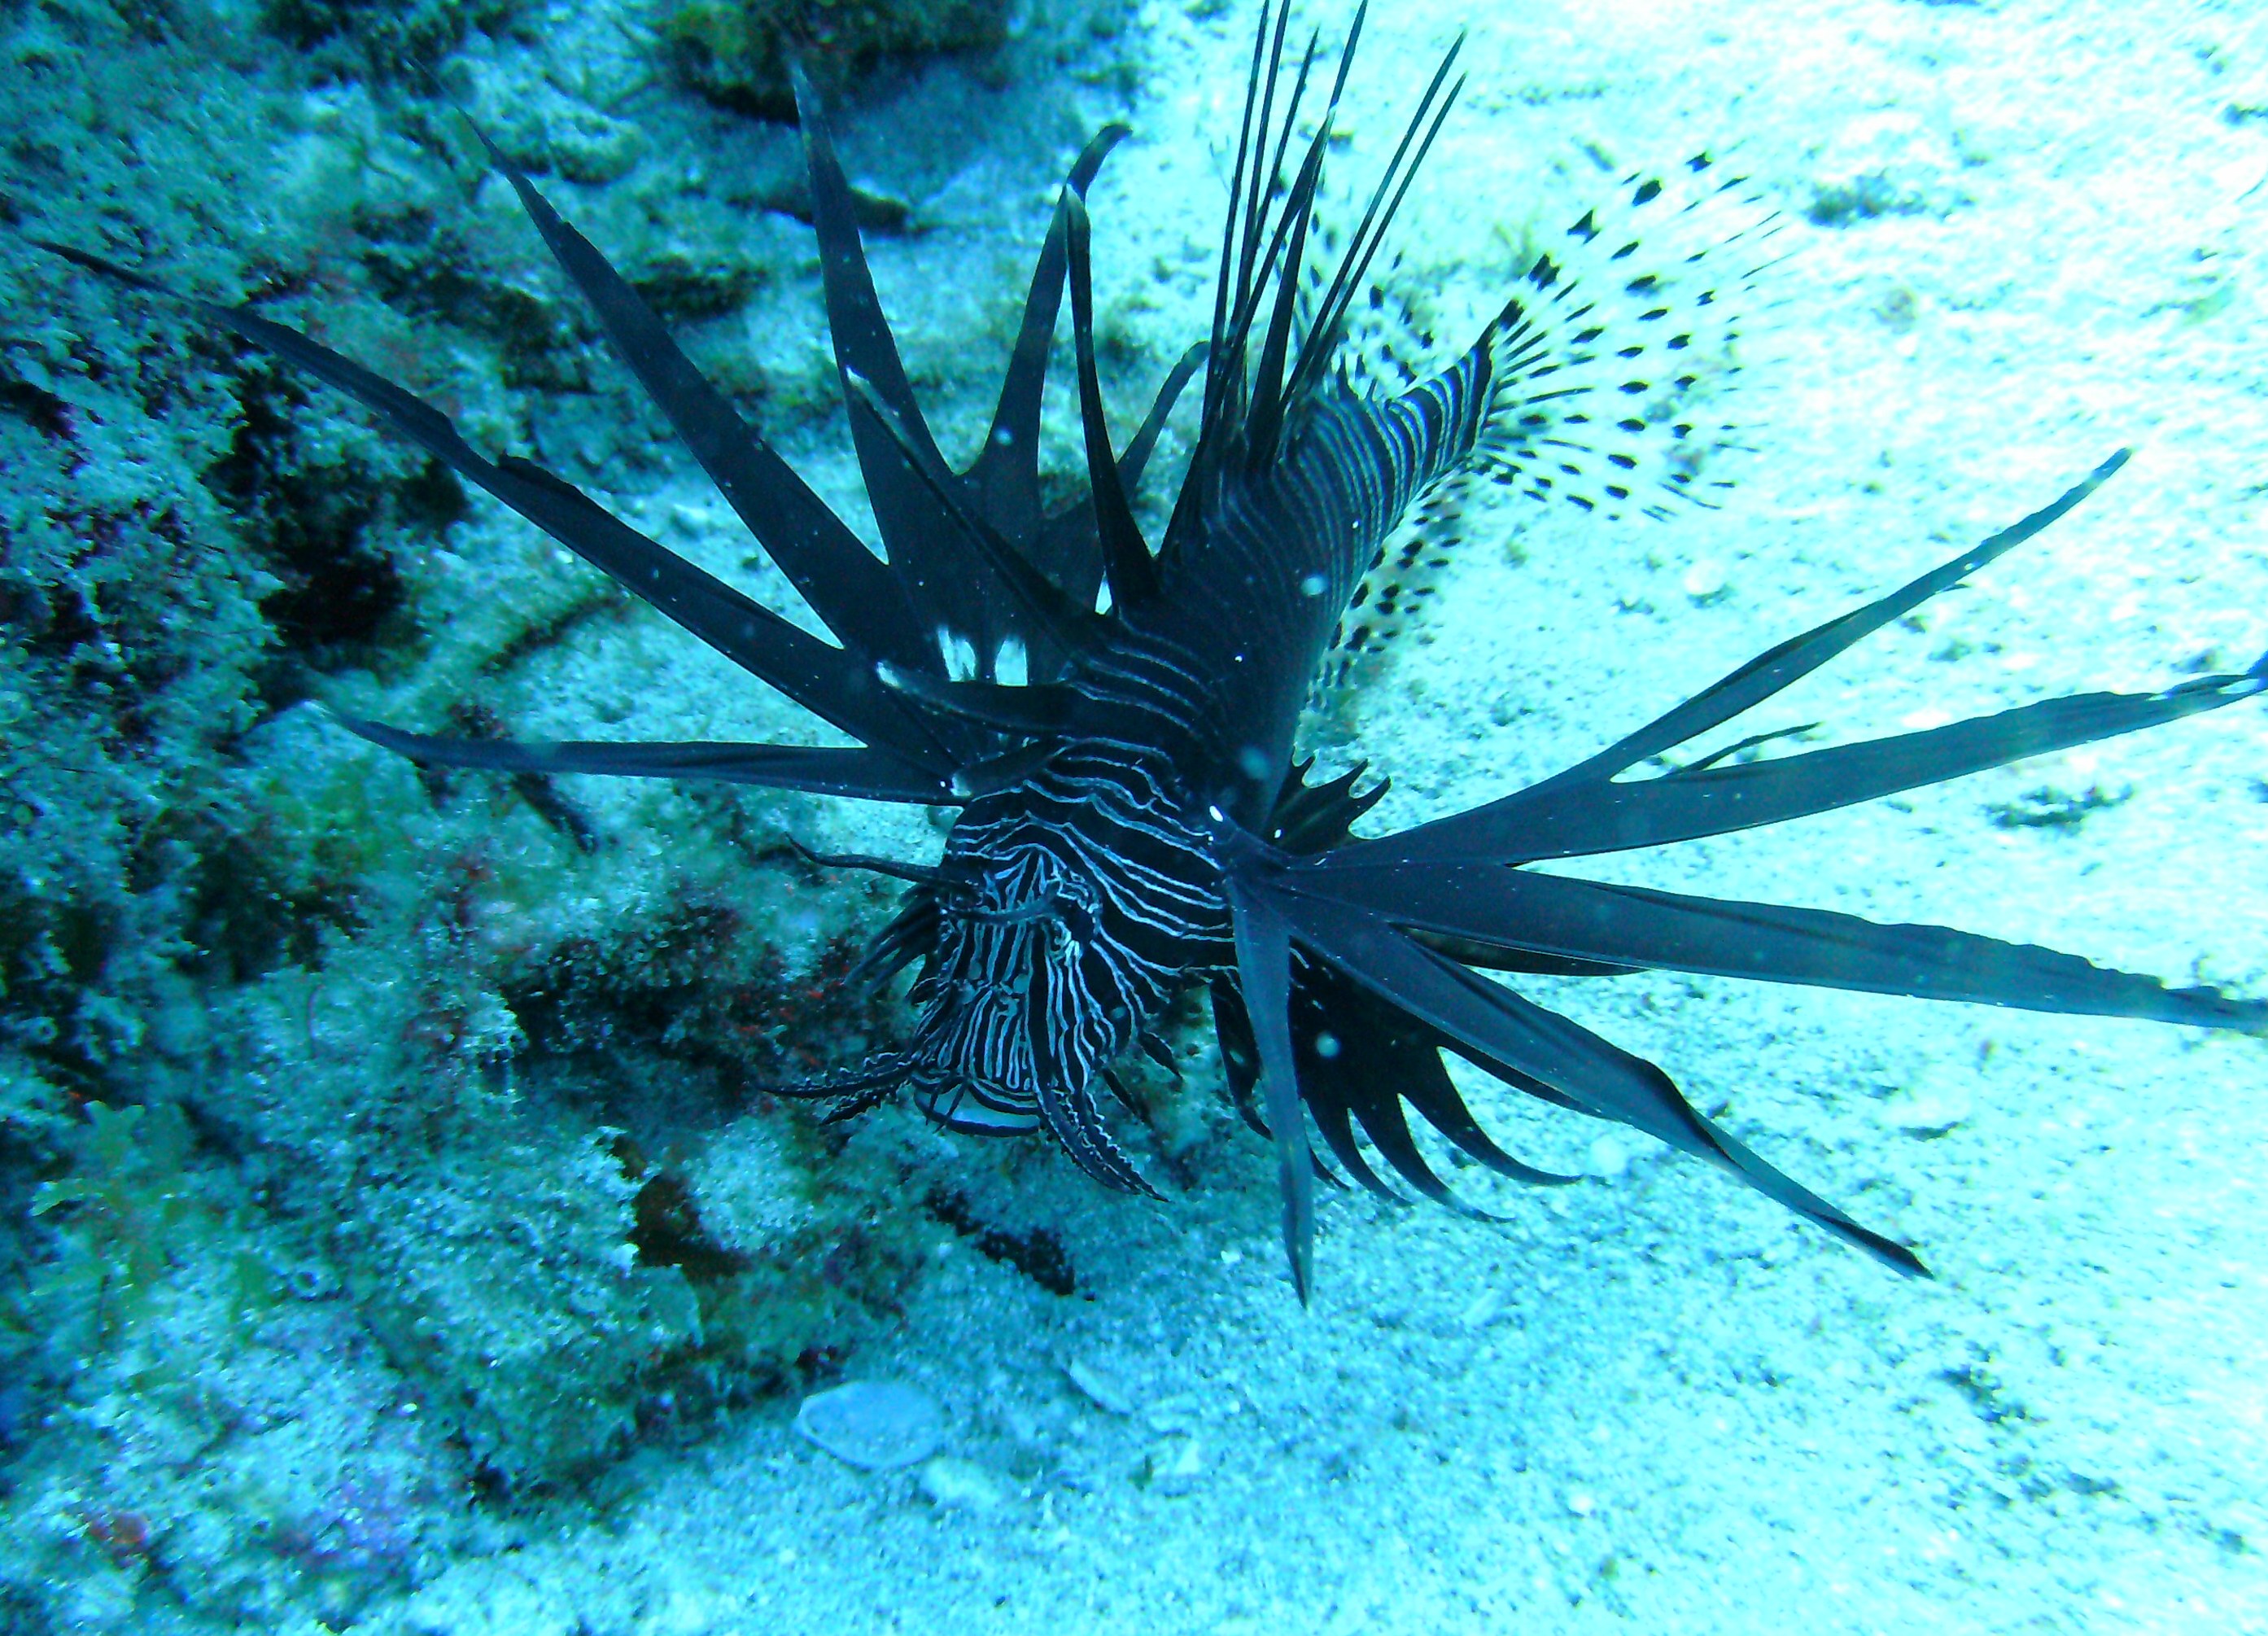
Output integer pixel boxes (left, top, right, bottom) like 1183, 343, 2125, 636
793, 1380, 947, 1471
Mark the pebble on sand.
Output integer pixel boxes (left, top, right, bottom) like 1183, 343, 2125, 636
919, 1456, 1003, 1511
794, 1381, 945, 1471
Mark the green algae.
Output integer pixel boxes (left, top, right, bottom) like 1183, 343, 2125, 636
16, 1101, 269, 1365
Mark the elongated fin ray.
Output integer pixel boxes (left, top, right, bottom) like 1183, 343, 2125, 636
334, 715, 953, 802
1284, 39, 1465, 410
1204, 0, 1300, 440
1541, 448, 2133, 790
876, 663, 1077, 735
466, 128, 925, 669
1533, 453, 2131, 790
1026, 339, 1208, 620
1227, 875, 1318, 1301
791, 63, 1117, 675
1460, 663, 2266, 863
1242, 112, 1334, 468
1177, 0, 1309, 555
1289, 958, 1578, 1212
1247, 873, 1928, 1275
1061, 194, 1160, 607
1209, 975, 1273, 1138
1296, 864, 2268, 1031
791, 61, 943, 485
1344, 452, 2264, 865
32, 241, 947, 766
841, 371, 1099, 654
1122, 341, 1210, 493
970, 122, 1131, 544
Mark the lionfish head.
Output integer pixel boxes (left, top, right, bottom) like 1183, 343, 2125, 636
873, 759, 1230, 1196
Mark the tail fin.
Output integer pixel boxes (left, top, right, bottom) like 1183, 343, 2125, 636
1301, 158, 1775, 737
1472, 154, 1777, 519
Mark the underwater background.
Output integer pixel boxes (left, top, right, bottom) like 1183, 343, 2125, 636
3, 0, 2266, 1630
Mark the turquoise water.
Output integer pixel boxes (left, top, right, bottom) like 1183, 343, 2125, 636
3, 1, 2265, 1630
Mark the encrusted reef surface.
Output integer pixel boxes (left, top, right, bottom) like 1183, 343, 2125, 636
4, 1, 2268, 1633
0, 0, 1147, 1627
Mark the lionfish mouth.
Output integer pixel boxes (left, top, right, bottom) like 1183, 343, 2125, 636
770, 1048, 1160, 1207
906, 1074, 1045, 1137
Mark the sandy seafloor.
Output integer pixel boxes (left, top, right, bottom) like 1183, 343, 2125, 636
9, 0, 2268, 1631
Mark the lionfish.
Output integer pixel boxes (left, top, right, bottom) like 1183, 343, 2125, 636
45, 3, 2265, 1297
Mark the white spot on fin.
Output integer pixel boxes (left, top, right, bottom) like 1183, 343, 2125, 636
937, 626, 977, 681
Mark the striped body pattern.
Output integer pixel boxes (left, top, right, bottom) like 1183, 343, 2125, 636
910, 747, 1227, 1184
50, 2, 2264, 1296
907, 324, 1505, 1181
1081, 374, 1496, 811
1119, 365, 1501, 807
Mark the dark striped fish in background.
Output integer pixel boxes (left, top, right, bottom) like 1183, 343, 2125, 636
42, 2, 2266, 1298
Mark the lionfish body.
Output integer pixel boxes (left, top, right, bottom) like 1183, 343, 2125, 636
46, 2, 2266, 1297
893, 355, 1488, 1170
890, 217, 1509, 1182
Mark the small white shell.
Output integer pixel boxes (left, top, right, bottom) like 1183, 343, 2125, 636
1066, 1358, 1134, 1416
793, 1381, 944, 1471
